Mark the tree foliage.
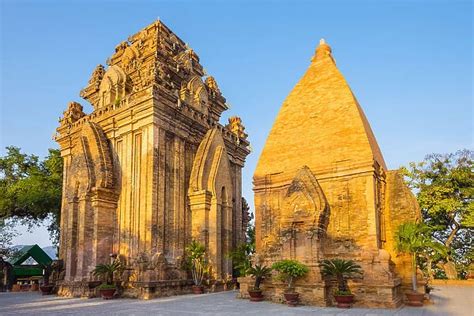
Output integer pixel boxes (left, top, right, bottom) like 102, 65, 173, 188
227, 243, 253, 277
92, 261, 122, 285
272, 259, 309, 290
247, 264, 272, 290
0, 219, 19, 258
227, 217, 255, 277
401, 149, 473, 278
394, 222, 446, 289
0, 146, 62, 245
185, 240, 208, 286
227, 222, 255, 277
394, 222, 433, 255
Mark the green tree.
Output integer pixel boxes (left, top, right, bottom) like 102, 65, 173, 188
401, 149, 473, 279
0, 219, 19, 258
246, 221, 255, 246
0, 146, 63, 246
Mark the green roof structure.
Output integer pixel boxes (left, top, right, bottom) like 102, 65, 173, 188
11, 245, 53, 266
11, 244, 53, 278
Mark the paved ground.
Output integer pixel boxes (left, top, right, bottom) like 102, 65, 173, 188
0, 286, 472, 315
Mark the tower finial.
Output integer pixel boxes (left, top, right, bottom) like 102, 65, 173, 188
312, 38, 333, 63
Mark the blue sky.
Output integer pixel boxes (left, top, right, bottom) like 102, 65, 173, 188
1, 0, 472, 247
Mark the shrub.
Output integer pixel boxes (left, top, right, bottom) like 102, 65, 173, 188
272, 259, 308, 292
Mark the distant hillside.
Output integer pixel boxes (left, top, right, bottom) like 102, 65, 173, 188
42, 246, 57, 259
11, 244, 57, 261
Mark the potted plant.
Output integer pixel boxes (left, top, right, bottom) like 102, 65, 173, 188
185, 240, 207, 294
92, 261, 122, 299
39, 283, 54, 295
247, 264, 272, 301
424, 282, 433, 296
272, 259, 309, 307
394, 222, 437, 306
222, 273, 233, 291
320, 258, 362, 308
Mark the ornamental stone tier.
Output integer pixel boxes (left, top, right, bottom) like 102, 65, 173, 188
237, 39, 421, 308
55, 20, 250, 298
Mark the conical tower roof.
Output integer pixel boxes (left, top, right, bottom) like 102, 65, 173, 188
255, 39, 386, 179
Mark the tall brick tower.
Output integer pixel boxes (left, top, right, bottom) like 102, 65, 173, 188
239, 39, 420, 308
55, 20, 250, 298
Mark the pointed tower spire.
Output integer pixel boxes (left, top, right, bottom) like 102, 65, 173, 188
255, 41, 386, 179
312, 38, 334, 63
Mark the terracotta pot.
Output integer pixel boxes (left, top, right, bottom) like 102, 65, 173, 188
40, 285, 54, 295
406, 292, 424, 307
248, 289, 264, 302
334, 294, 354, 308
12, 284, 20, 292
99, 288, 116, 300
30, 284, 39, 291
284, 292, 299, 307
192, 285, 204, 294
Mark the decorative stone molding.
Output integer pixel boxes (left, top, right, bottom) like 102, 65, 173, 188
226, 116, 248, 140
245, 40, 420, 308
55, 19, 250, 298
60, 101, 85, 126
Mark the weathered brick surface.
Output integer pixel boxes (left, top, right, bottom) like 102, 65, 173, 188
55, 20, 250, 297
244, 40, 420, 308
